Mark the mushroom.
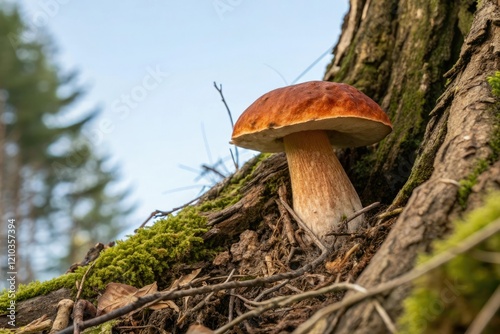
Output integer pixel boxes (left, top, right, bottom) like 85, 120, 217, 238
231, 81, 392, 240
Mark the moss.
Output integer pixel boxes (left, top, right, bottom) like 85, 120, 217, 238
0, 155, 270, 310
457, 72, 500, 207
0, 273, 81, 311
82, 320, 118, 334
399, 192, 500, 333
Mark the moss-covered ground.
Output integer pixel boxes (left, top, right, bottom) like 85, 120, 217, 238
0, 154, 267, 311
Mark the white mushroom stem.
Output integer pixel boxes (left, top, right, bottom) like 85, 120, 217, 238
283, 130, 363, 239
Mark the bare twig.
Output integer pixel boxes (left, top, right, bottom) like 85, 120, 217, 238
178, 269, 236, 326
342, 202, 380, 225
136, 195, 203, 231
326, 202, 381, 236
73, 300, 97, 334
465, 284, 500, 334
213, 81, 239, 169
75, 261, 96, 300
215, 282, 362, 334
254, 280, 289, 302
376, 207, 404, 222
293, 217, 500, 334
278, 198, 328, 253
277, 185, 297, 246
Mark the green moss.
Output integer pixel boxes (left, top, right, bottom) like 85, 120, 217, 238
0, 273, 81, 312
399, 192, 500, 333
82, 320, 118, 334
0, 155, 270, 311
457, 72, 500, 207
487, 71, 500, 98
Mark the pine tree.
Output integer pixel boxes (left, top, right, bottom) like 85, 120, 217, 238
0, 4, 134, 283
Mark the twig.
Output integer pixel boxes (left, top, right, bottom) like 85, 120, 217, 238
136, 195, 203, 231
201, 164, 226, 179
254, 280, 289, 302
213, 81, 239, 169
278, 198, 328, 253
348, 285, 396, 333
465, 284, 500, 334
376, 207, 404, 222
178, 269, 236, 325
215, 282, 362, 334
293, 217, 500, 334
343, 202, 380, 225
277, 185, 297, 246
75, 261, 96, 300
73, 300, 97, 334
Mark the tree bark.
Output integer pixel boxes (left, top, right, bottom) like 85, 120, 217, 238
330, 1, 500, 332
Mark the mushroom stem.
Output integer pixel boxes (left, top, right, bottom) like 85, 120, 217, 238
283, 130, 363, 239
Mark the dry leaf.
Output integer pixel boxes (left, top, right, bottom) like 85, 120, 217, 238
97, 282, 143, 315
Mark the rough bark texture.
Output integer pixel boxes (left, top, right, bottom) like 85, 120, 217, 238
328, 0, 477, 206
331, 1, 500, 332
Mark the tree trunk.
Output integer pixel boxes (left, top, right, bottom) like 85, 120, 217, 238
328, 0, 500, 332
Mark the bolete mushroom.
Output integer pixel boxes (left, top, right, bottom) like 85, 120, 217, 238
230, 81, 392, 240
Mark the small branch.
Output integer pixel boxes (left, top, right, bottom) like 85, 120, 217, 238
343, 202, 380, 225
213, 81, 239, 169
465, 284, 500, 334
293, 217, 500, 334
136, 195, 203, 231
278, 198, 328, 253
215, 282, 362, 334
75, 261, 96, 300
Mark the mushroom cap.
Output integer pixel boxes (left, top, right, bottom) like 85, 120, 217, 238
231, 81, 392, 152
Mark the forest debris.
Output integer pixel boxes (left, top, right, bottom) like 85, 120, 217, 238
97, 282, 178, 316
17, 315, 52, 334
49, 299, 74, 333
66, 243, 111, 273
73, 300, 97, 334
294, 217, 500, 333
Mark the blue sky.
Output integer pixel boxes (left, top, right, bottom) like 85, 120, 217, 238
16, 0, 349, 235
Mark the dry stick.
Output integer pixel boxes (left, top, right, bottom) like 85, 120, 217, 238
343, 202, 380, 225
465, 284, 500, 334
213, 81, 239, 169
293, 217, 500, 334
177, 269, 236, 325
136, 195, 203, 230
75, 261, 96, 300
348, 284, 396, 334
254, 280, 289, 302
278, 198, 328, 253
277, 185, 297, 246
326, 202, 381, 237
215, 282, 364, 334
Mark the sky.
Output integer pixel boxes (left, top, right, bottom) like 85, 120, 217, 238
15, 0, 349, 236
